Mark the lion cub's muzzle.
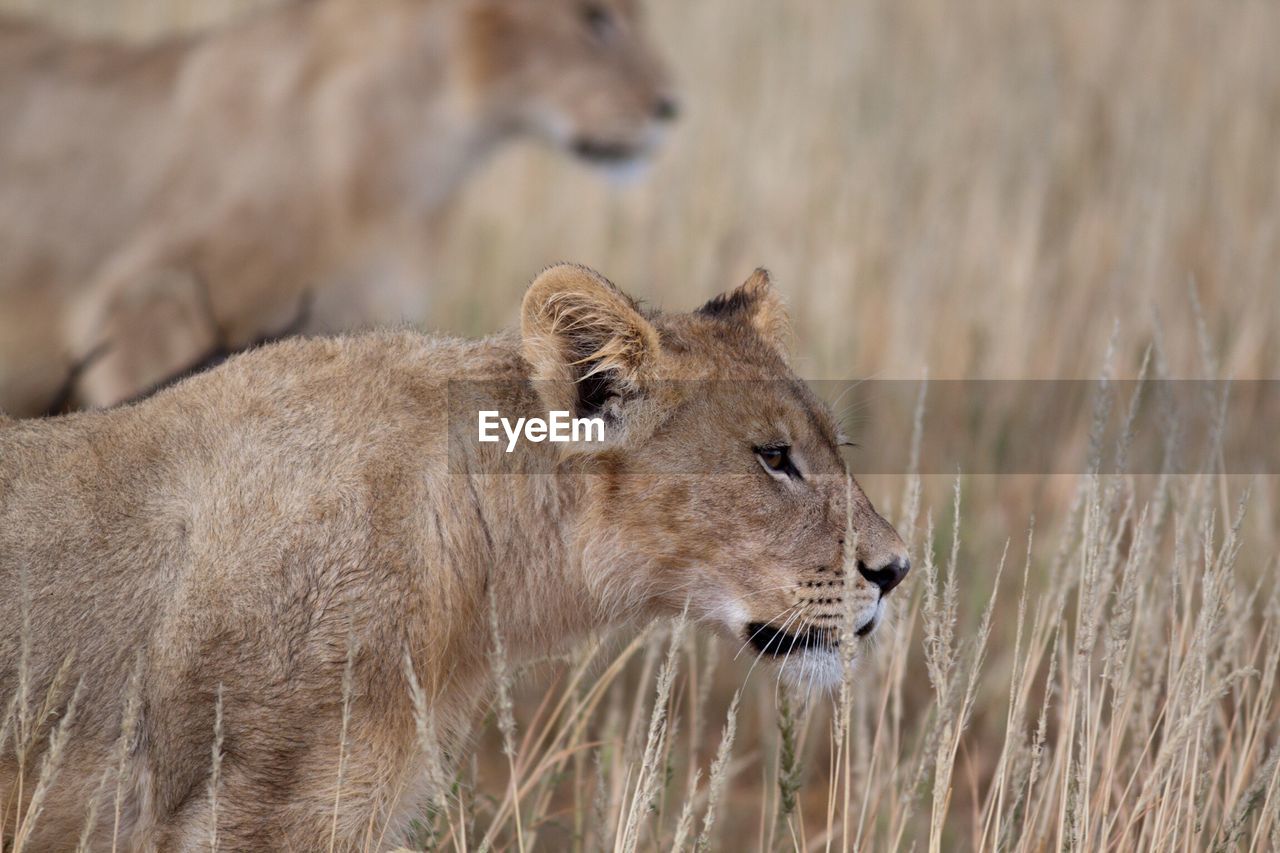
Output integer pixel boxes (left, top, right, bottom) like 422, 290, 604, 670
569, 94, 679, 166
744, 553, 911, 657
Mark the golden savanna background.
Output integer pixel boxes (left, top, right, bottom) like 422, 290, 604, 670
4, 0, 1279, 849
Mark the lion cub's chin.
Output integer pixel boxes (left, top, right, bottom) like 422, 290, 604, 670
776, 649, 847, 693
581, 152, 657, 186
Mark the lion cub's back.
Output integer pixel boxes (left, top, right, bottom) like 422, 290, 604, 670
0, 331, 472, 591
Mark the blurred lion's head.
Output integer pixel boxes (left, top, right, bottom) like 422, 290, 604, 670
463, 0, 678, 174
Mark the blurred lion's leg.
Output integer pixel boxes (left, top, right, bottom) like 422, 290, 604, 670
70, 264, 221, 409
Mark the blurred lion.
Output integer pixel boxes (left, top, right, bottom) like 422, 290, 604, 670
0, 0, 677, 416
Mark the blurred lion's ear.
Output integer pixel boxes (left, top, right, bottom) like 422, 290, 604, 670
697, 268, 792, 357
460, 0, 522, 90
520, 264, 662, 441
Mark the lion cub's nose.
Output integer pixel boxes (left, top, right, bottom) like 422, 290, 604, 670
856, 556, 910, 596
652, 95, 679, 122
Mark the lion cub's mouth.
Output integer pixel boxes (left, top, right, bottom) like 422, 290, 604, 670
745, 607, 882, 657
745, 622, 838, 657
571, 136, 649, 164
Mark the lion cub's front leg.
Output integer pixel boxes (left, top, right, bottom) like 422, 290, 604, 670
139, 672, 429, 851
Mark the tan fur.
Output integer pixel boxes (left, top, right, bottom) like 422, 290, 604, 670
0, 0, 675, 416
0, 265, 907, 850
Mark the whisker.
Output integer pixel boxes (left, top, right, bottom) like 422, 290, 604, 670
733, 604, 800, 662
743, 606, 807, 685
772, 605, 816, 697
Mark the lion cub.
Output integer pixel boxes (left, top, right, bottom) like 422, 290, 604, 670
0, 264, 908, 849
0, 0, 676, 416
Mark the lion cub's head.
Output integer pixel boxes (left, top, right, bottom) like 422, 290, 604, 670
521, 265, 909, 688
464, 0, 677, 172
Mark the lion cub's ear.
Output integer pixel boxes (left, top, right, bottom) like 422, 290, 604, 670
696, 268, 792, 358
521, 264, 664, 447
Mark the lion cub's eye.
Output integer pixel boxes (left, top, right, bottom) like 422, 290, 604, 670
580, 3, 614, 39
755, 445, 798, 479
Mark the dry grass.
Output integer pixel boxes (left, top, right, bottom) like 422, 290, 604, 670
2, 0, 1279, 849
